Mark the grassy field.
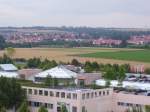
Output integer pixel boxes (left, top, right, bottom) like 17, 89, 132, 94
0, 47, 150, 67
79, 50, 150, 63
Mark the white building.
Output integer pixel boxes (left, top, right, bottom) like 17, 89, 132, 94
0, 64, 18, 78
23, 86, 150, 112
34, 66, 77, 85
96, 79, 150, 90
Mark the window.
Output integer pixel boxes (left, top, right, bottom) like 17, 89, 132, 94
24, 88, 27, 94
50, 91, 54, 96
39, 90, 43, 95
82, 94, 85, 100
45, 103, 48, 108
34, 89, 37, 95
103, 91, 105, 96
73, 93, 77, 99
67, 93, 71, 99
72, 106, 77, 112
34, 102, 40, 107
61, 92, 65, 98
82, 106, 86, 112
91, 92, 94, 98
48, 104, 53, 109
28, 101, 32, 106
95, 92, 97, 97
107, 90, 109, 95
28, 89, 32, 94
99, 91, 101, 96
56, 92, 60, 97
44, 91, 48, 96
57, 107, 61, 112
86, 93, 90, 99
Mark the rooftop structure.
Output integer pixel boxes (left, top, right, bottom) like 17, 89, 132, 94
0, 64, 18, 72
77, 73, 102, 86
18, 69, 42, 81
35, 66, 77, 79
0, 64, 18, 78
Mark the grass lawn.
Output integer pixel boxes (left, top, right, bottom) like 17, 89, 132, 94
79, 50, 150, 63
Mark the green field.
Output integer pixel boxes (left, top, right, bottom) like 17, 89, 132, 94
79, 50, 150, 63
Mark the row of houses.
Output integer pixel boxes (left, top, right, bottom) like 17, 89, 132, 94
128, 35, 150, 45
93, 35, 150, 46
92, 38, 122, 46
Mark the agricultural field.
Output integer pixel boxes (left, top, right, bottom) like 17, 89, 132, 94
0, 47, 150, 67
79, 50, 150, 63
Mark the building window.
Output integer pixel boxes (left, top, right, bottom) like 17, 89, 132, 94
56, 92, 60, 97
23, 88, 27, 94
91, 92, 94, 98
50, 91, 54, 96
44, 91, 48, 96
28, 101, 32, 106
48, 104, 53, 109
107, 90, 109, 95
28, 89, 32, 94
82, 106, 86, 112
34, 102, 40, 107
44, 103, 48, 108
99, 91, 101, 96
61, 92, 65, 98
67, 93, 71, 99
86, 93, 90, 99
34, 89, 37, 95
72, 106, 77, 112
103, 91, 105, 96
82, 94, 85, 100
73, 93, 77, 99
39, 90, 43, 95
95, 92, 97, 97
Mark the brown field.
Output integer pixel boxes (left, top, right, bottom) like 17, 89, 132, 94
0, 47, 150, 68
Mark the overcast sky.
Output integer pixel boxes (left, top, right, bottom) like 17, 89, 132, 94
0, 0, 150, 28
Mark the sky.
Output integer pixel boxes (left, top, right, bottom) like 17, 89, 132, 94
0, 0, 150, 28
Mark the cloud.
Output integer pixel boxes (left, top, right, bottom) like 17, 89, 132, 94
0, 0, 150, 27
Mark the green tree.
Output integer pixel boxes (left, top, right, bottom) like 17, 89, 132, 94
61, 104, 68, 112
27, 58, 41, 68
71, 59, 80, 66
126, 106, 143, 112
17, 101, 30, 112
0, 54, 13, 64
103, 68, 116, 80
145, 105, 150, 112
117, 66, 126, 86
0, 35, 6, 50
38, 106, 48, 112
0, 77, 25, 111
145, 68, 150, 74
5, 47, 16, 58
84, 61, 93, 73
92, 62, 99, 71
0, 106, 6, 112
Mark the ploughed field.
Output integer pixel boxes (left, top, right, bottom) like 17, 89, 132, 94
0, 47, 150, 67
